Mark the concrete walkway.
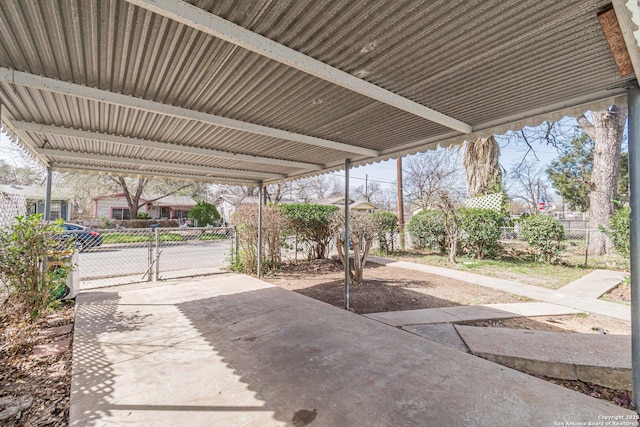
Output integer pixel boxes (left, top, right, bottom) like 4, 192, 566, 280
368, 256, 630, 321
71, 274, 633, 426
558, 270, 628, 300
364, 302, 582, 327
456, 325, 631, 390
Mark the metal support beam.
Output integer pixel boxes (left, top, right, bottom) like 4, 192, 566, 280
12, 121, 323, 171
51, 163, 258, 185
344, 159, 350, 310
257, 185, 263, 279
0, 68, 378, 157
126, 0, 472, 134
628, 81, 640, 409
44, 166, 52, 221
39, 149, 283, 179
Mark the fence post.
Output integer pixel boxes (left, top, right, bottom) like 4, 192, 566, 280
584, 228, 589, 268
154, 227, 160, 282
234, 227, 239, 265
148, 230, 153, 282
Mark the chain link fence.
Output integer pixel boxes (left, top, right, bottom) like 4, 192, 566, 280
500, 226, 593, 265
76, 227, 236, 289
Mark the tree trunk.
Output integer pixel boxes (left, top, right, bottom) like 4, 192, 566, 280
578, 106, 627, 255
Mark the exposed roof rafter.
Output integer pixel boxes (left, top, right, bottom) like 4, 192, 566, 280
0, 67, 379, 157
12, 121, 323, 171
52, 163, 259, 185
125, 0, 472, 134
38, 148, 284, 179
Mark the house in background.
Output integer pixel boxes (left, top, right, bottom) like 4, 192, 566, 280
314, 196, 379, 213
93, 193, 197, 220
215, 193, 296, 224
0, 184, 72, 221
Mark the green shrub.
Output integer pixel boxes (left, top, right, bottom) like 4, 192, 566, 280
0, 215, 74, 320
457, 208, 504, 259
519, 214, 565, 263
98, 215, 116, 229
605, 207, 630, 257
137, 212, 151, 219
374, 211, 398, 255
407, 210, 447, 253
279, 204, 339, 259
189, 201, 221, 227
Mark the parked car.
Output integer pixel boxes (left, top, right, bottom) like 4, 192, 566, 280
59, 223, 103, 252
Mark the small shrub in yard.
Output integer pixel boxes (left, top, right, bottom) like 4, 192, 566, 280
605, 207, 630, 257
279, 204, 339, 259
407, 210, 447, 253
457, 208, 504, 259
189, 201, 221, 227
373, 211, 398, 255
519, 214, 565, 263
230, 205, 288, 274
0, 214, 74, 320
137, 212, 151, 219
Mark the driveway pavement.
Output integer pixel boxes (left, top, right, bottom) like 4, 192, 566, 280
70, 274, 633, 426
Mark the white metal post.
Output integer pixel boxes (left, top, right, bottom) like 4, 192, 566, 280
257, 184, 263, 278
44, 166, 52, 220
628, 81, 640, 408
344, 159, 350, 310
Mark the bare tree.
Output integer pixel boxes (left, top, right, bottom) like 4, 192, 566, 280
403, 147, 465, 209
292, 175, 344, 202
578, 106, 628, 255
463, 136, 502, 198
354, 181, 381, 203
507, 161, 553, 213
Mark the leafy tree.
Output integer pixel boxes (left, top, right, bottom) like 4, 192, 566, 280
279, 204, 339, 259
373, 211, 398, 254
578, 106, 628, 255
546, 134, 593, 212
189, 201, 221, 226
519, 215, 565, 263
457, 208, 504, 259
407, 210, 447, 253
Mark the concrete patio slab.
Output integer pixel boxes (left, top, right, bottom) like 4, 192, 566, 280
403, 324, 469, 352
558, 270, 628, 299
455, 325, 632, 390
364, 302, 582, 327
71, 274, 633, 426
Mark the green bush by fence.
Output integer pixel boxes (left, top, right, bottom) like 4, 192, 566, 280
519, 214, 565, 263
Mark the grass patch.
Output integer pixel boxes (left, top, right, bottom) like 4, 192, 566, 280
102, 232, 185, 244
387, 250, 591, 289
197, 233, 228, 241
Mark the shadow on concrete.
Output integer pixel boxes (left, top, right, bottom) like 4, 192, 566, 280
172, 284, 627, 426
70, 292, 151, 426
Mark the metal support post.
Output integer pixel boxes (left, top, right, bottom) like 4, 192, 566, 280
148, 230, 153, 282
344, 158, 350, 310
44, 166, 52, 220
154, 227, 160, 282
628, 81, 640, 409
257, 184, 263, 278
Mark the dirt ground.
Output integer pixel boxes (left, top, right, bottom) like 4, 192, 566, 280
265, 259, 529, 314
0, 301, 74, 426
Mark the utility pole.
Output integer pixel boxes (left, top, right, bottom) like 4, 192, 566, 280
397, 157, 405, 250
365, 174, 368, 202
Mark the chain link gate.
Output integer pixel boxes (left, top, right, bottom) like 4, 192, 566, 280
78, 227, 236, 289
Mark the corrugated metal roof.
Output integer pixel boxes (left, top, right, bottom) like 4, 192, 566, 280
0, 0, 637, 184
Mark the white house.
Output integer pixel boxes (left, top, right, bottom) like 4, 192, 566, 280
0, 184, 72, 223
93, 193, 197, 220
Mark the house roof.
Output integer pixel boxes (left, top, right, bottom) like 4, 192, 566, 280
350, 201, 379, 211
0, 184, 68, 201
93, 192, 197, 206
0, 1, 638, 185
